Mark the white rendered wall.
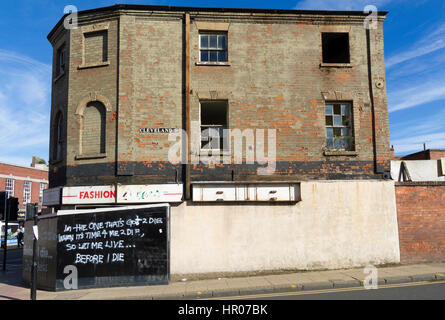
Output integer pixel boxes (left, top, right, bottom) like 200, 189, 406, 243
170, 180, 400, 275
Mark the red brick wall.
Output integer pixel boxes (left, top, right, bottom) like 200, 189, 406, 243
0, 162, 48, 210
401, 149, 445, 160
429, 150, 445, 160
396, 182, 445, 263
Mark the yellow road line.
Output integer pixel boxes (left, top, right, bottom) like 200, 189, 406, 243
205, 280, 445, 300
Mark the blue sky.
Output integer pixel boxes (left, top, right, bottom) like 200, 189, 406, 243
0, 0, 444, 166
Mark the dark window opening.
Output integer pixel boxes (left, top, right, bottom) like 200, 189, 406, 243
200, 101, 228, 151
322, 33, 350, 64
56, 44, 66, 76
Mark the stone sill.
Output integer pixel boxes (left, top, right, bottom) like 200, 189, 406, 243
75, 153, 107, 160
195, 62, 231, 67
323, 150, 358, 156
78, 61, 110, 70
320, 63, 353, 68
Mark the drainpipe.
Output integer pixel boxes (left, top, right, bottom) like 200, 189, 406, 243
184, 12, 191, 200
366, 27, 378, 175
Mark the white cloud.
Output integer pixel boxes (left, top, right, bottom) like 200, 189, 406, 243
295, 0, 392, 10
391, 132, 445, 154
0, 50, 51, 165
390, 109, 445, 154
389, 80, 445, 112
386, 23, 445, 68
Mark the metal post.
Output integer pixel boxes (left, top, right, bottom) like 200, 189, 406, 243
2, 198, 8, 272
30, 206, 38, 300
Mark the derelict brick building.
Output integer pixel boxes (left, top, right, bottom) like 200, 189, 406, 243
45, 5, 400, 276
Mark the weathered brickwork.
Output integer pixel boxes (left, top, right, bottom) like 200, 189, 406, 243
396, 182, 445, 264
47, 6, 391, 187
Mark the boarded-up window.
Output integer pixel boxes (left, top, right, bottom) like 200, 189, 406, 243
81, 101, 106, 155
84, 30, 108, 65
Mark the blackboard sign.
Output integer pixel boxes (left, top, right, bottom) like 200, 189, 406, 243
23, 204, 170, 291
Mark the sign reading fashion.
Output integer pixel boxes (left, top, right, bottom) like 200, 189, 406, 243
139, 128, 179, 134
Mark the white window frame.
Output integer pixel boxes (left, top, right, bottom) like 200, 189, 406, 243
23, 181, 32, 204
5, 178, 14, 198
199, 32, 228, 63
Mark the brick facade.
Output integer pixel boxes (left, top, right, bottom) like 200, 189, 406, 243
47, 5, 391, 188
396, 182, 445, 264
0, 162, 49, 216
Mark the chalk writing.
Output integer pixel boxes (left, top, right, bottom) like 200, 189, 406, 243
58, 212, 166, 266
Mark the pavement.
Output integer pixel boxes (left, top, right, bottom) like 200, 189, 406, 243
1, 259, 444, 300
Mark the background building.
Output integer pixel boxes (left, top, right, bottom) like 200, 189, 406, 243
0, 157, 48, 220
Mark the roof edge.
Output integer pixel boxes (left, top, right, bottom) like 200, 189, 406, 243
48, 4, 389, 41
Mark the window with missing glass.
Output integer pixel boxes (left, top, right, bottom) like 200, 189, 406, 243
199, 33, 227, 63
200, 101, 228, 151
322, 33, 350, 64
325, 103, 353, 150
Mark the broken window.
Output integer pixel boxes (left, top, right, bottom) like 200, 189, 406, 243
325, 103, 353, 150
199, 33, 227, 63
322, 33, 350, 64
200, 101, 228, 151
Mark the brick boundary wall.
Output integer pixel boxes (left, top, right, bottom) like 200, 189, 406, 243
395, 181, 445, 264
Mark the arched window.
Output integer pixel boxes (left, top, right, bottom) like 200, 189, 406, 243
81, 101, 106, 155
53, 112, 63, 160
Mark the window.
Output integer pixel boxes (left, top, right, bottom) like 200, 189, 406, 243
325, 103, 353, 150
200, 101, 228, 151
5, 179, 14, 198
81, 101, 106, 155
56, 44, 66, 76
53, 112, 63, 160
322, 33, 350, 64
199, 33, 227, 63
84, 30, 108, 66
39, 183, 46, 203
23, 181, 31, 204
